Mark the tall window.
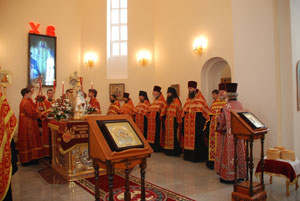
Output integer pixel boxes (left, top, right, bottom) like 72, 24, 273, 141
108, 0, 127, 58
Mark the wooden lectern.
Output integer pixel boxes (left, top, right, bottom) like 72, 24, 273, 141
231, 111, 269, 201
87, 115, 153, 201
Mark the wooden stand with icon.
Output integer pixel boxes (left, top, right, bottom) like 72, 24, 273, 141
231, 111, 269, 201
87, 115, 153, 201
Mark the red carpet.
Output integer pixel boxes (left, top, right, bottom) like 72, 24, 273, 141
75, 171, 195, 201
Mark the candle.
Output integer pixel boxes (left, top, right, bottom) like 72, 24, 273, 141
62, 81, 64, 95
53, 79, 56, 91
80, 77, 83, 91
91, 82, 93, 89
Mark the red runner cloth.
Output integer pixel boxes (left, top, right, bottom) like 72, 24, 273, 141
75, 173, 195, 201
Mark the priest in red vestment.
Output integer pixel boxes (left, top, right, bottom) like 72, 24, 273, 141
120, 92, 135, 119
214, 83, 246, 183
161, 87, 182, 156
17, 88, 44, 164
0, 92, 18, 201
181, 81, 210, 162
44, 89, 55, 108
88, 89, 101, 114
107, 94, 120, 115
147, 86, 166, 152
134, 91, 150, 138
41, 89, 55, 157
206, 84, 226, 169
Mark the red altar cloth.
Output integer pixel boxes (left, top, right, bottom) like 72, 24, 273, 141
256, 159, 298, 184
48, 120, 89, 152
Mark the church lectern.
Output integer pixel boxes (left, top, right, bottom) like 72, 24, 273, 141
87, 115, 153, 201
231, 111, 269, 201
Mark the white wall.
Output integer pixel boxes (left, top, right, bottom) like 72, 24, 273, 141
232, 0, 279, 155
0, 0, 82, 117
274, 0, 294, 150
153, 0, 234, 103
290, 0, 300, 157
80, 0, 155, 113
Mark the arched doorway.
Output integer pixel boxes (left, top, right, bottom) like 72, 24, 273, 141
201, 57, 231, 105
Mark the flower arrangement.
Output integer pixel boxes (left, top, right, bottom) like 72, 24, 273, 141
36, 95, 46, 102
86, 102, 96, 114
50, 96, 73, 121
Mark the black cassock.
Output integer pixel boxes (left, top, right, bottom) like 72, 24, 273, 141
149, 112, 163, 152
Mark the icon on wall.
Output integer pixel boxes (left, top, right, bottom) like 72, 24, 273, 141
109, 83, 125, 100
28, 33, 56, 87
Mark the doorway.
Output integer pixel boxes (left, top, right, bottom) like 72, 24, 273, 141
200, 57, 231, 105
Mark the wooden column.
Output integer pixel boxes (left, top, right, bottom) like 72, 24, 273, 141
124, 168, 131, 201
93, 161, 100, 201
106, 161, 114, 201
260, 136, 265, 190
140, 158, 147, 201
249, 137, 254, 197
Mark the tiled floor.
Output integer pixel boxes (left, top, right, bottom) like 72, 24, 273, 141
11, 153, 300, 201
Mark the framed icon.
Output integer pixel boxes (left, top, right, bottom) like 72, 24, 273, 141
96, 119, 144, 151
28, 33, 56, 87
109, 83, 125, 100
0, 70, 11, 85
238, 112, 265, 129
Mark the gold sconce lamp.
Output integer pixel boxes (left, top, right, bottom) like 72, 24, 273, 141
84, 52, 98, 68
193, 36, 208, 56
137, 50, 151, 66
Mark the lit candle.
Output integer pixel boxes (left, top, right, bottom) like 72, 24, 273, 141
62, 81, 64, 95
91, 82, 93, 89
53, 79, 56, 91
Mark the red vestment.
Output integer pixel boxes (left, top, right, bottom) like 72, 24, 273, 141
181, 90, 209, 150
17, 98, 44, 163
208, 99, 226, 161
44, 99, 54, 109
214, 99, 246, 181
161, 98, 182, 150
107, 100, 121, 115
147, 94, 166, 147
120, 99, 135, 119
89, 97, 101, 113
0, 93, 17, 200
41, 99, 54, 156
134, 100, 149, 136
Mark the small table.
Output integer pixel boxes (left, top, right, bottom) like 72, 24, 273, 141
256, 158, 300, 196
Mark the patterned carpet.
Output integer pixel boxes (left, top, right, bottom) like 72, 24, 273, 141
75, 171, 195, 201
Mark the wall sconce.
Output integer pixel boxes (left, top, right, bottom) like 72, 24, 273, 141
84, 52, 98, 68
137, 50, 151, 66
193, 36, 208, 56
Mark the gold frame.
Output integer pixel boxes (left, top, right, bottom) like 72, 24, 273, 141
109, 83, 125, 100
98, 120, 144, 151
105, 122, 143, 148
238, 112, 265, 129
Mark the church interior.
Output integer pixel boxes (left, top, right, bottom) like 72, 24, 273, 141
1, 0, 300, 200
